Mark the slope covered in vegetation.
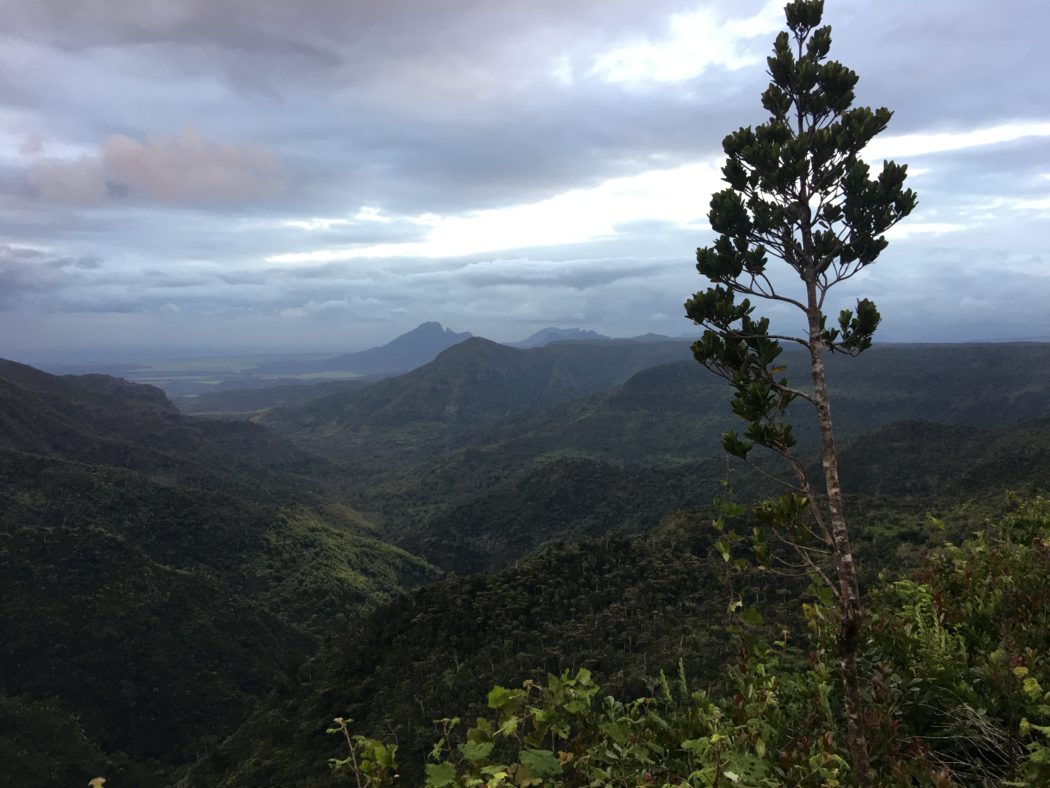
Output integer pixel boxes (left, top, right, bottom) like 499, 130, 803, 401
192, 499, 1050, 786
0, 359, 439, 784
287, 343, 1050, 573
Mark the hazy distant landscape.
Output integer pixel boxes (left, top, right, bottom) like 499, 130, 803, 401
39, 322, 690, 401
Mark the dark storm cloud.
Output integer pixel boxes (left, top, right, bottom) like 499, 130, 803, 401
2, 0, 1038, 221
0, 0, 765, 216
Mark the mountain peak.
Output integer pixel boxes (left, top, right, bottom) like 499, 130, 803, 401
410, 321, 445, 334
255, 322, 473, 378
307, 322, 472, 376
400, 321, 471, 341
508, 327, 609, 349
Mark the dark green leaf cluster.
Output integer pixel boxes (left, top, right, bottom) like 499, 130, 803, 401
860, 498, 1050, 783
821, 297, 882, 354
697, 3, 916, 279
686, 0, 916, 372
687, 290, 797, 460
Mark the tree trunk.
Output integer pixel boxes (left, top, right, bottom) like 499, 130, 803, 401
806, 289, 873, 787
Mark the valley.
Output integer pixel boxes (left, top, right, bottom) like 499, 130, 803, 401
3, 337, 1049, 784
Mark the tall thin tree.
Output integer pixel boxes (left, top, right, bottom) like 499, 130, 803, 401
685, 1, 916, 782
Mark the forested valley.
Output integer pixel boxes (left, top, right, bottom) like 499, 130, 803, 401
4, 333, 1050, 785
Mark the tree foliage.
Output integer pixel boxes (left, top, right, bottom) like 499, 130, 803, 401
684, 1, 916, 781
323, 500, 1050, 787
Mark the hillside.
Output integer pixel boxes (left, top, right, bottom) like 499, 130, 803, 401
182, 402, 1050, 784
8, 343, 1050, 783
261, 342, 1050, 478
462, 343, 1050, 467
507, 326, 609, 348
258, 321, 472, 376
263, 343, 1050, 572
370, 415, 1050, 576
177, 378, 370, 416
258, 336, 692, 471
392, 456, 724, 573
188, 498, 1050, 787
181, 523, 743, 787
0, 359, 439, 784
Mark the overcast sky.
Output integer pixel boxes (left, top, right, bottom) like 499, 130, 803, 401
2, 0, 1048, 361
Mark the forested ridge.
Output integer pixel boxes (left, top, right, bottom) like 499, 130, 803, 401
0, 358, 438, 785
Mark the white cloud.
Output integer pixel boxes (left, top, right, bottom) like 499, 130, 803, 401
885, 221, 967, 240
355, 206, 393, 223
268, 158, 724, 263
268, 117, 1050, 265
590, 0, 782, 85
1012, 196, 1050, 213
283, 217, 350, 231
865, 121, 1050, 161
550, 54, 575, 87
973, 195, 1050, 219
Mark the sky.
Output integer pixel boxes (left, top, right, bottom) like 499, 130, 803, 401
1, 0, 1049, 362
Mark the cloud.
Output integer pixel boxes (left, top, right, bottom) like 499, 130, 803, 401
885, 222, 967, 240
2, 0, 1049, 356
18, 131, 44, 156
28, 155, 109, 204
0, 243, 104, 305
866, 121, 1050, 161
25, 128, 283, 205
267, 159, 724, 263
591, 0, 782, 85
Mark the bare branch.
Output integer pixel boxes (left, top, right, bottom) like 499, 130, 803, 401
742, 456, 806, 493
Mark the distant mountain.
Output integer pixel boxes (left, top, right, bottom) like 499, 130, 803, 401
507, 326, 610, 348
259, 321, 472, 376
258, 336, 693, 471
455, 342, 1050, 469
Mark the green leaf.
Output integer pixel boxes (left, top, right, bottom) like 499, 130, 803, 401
739, 607, 765, 627
519, 748, 563, 778
487, 685, 518, 711
459, 739, 494, 764
425, 761, 458, 787
497, 715, 521, 736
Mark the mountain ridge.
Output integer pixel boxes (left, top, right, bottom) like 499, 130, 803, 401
257, 336, 693, 472
258, 321, 472, 376
507, 326, 610, 348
